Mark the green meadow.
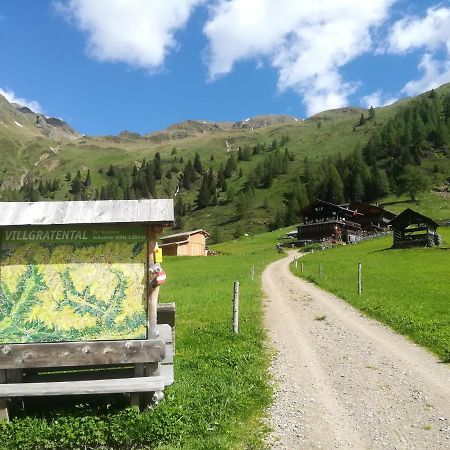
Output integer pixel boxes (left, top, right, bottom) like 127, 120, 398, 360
0, 230, 285, 450
292, 228, 450, 362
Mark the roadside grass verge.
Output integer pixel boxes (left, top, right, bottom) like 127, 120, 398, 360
0, 230, 285, 449
291, 228, 450, 362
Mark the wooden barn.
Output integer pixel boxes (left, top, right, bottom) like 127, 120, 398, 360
389, 208, 440, 248
160, 229, 210, 256
298, 200, 363, 243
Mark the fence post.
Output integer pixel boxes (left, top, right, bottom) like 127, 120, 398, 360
358, 263, 362, 295
233, 281, 239, 334
301, 262, 304, 273
294, 257, 298, 269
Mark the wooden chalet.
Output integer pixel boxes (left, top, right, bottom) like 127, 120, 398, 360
0, 199, 175, 420
342, 201, 396, 231
389, 208, 440, 248
298, 200, 363, 243
160, 229, 210, 256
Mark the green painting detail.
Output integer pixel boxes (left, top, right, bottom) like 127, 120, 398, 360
0, 232, 148, 344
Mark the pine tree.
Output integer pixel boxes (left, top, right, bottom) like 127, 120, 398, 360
207, 167, 216, 195
196, 176, 211, 209
194, 152, 203, 173
352, 174, 365, 201
282, 149, 290, 174
326, 165, 345, 203
38, 180, 45, 196
221, 179, 228, 193
359, 113, 366, 126
217, 164, 225, 189
224, 155, 236, 178
70, 177, 82, 196
368, 106, 376, 120
84, 169, 91, 187
106, 165, 115, 176
153, 153, 162, 180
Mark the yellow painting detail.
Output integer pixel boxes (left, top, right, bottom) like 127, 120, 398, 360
0, 239, 147, 344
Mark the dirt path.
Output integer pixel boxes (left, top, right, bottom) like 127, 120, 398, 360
263, 253, 450, 449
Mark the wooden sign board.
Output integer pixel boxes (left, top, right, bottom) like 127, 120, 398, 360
0, 225, 148, 344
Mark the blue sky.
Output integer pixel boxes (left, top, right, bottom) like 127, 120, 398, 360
0, 0, 449, 136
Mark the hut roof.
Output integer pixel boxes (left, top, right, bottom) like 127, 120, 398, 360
160, 229, 210, 244
302, 199, 363, 217
388, 208, 438, 229
342, 201, 396, 219
0, 200, 174, 227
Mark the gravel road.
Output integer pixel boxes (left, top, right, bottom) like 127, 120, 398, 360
263, 253, 450, 449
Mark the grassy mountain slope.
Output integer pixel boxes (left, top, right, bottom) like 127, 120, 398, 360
1, 84, 449, 240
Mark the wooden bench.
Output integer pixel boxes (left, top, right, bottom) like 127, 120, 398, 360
0, 323, 174, 421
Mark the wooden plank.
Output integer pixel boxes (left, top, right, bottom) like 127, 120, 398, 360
0, 200, 174, 226
0, 339, 165, 370
157, 324, 173, 344
0, 399, 9, 421
157, 303, 176, 327
159, 364, 174, 386
0, 376, 165, 397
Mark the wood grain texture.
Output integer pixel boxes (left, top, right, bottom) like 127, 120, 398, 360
0, 200, 174, 226
0, 376, 165, 397
157, 302, 176, 327
0, 339, 165, 369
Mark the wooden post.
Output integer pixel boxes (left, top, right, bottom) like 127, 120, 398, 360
147, 226, 161, 340
233, 281, 239, 334
0, 370, 8, 422
358, 262, 362, 295
301, 262, 304, 273
134, 224, 164, 410
294, 257, 298, 269
251, 266, 255, 280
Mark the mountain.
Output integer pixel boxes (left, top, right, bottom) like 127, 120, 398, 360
0, 93, 80, 141
0, 84, 449, 241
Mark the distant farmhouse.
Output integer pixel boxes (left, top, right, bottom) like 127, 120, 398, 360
297, 199, 395, 244
389, 209, 441, 248
160, 229, 210, 256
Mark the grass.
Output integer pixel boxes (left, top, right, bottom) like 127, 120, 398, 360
292, 228, 450, 362
380, 192, 450, 222
0, 229, 286, 449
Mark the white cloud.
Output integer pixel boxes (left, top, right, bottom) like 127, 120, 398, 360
55, 0, 203, 71
388, 6, 450, 54
203, 0, 396, 116
402, 53, 450, 96
361, 90, 397, 108
0, 87, 42, 112
387, 6, 450, 96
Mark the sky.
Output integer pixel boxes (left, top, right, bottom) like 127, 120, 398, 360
0, 0, 449, 136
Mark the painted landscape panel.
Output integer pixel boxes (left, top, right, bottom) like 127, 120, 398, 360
0, 226, 148, 344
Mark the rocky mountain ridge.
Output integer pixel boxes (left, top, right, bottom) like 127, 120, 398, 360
0, 93, 80, 141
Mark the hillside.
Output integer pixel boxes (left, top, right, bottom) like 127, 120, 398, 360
0, 84, 449, 240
